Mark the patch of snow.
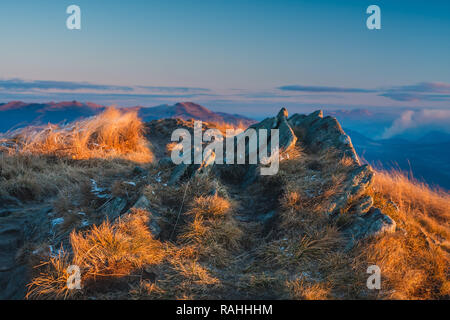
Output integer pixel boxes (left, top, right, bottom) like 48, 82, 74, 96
51, 217, 64, 227
90, 179, 110, 199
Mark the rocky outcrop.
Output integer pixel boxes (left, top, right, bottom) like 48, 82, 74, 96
0, 205, 52, 299
343, 207, 396, 249
167, 107, 396, 248
288, 110, 359, 162
125, 195, 164, 239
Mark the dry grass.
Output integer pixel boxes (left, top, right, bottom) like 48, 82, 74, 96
1, 107, 153, 163
27, 209, 165, 299
180, 195, 242, 267
26, 249, 76, 300
286, 278, 331, 300
71, 209, 165, 278
20, 117, 450, 300
361, 169, 450, 299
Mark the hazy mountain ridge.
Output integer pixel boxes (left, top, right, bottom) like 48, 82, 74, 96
346, 128, 450, 189
0, 101, 255, 132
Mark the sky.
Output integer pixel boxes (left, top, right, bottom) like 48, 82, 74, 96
1, 0, 450, 117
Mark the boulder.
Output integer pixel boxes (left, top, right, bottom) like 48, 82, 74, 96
324, 164, 374, 216
344, 207, 396, 249
289, 110, 359, 163
126, 195, 164, 239
350, 195, 374, 215
99, 197, 128, 221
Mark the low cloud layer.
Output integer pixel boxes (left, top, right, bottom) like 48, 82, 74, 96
381, 109, 450, 139
278, 82, 450, 102
0, 79, 134, 92
381, 82, 450, 102
278, 85, 375, 93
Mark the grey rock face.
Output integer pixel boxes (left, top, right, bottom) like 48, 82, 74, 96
350, 195, 374, 215
126, 195, 163, 239
288, 110, 359, 162
99, 197, 128, 221
166, 108, 396, 249
0, 205, 51, 299
343, 207, 396, 249
326, 164, 374, 216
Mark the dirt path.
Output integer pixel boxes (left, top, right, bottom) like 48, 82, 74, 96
212, 182, 281, 299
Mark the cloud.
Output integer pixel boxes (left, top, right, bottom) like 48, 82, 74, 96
0, 79, 134, 92
380, 82, 450, 101
277, 82, 450, 102
278, 85, 375, 93
138, 86, 210, 93
380, 109, 450, 139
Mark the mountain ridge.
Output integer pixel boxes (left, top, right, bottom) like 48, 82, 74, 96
0, 101, 255, 132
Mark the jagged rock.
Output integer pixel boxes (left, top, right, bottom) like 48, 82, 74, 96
99, 197, 128, 221
288, 110, 359, 162
276, 108, 297, 153
158, 157, 174, 168
350, 195, 374, 215
168, 163, 188, 185
344, 207, 396, 249
325, 164, 374, 216
248, 107, 297, 155
0, 205, 51, 299
126, 195, 163, 238
128, 195, 151, 211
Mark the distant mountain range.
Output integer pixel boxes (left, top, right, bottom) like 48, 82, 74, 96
0, 101, 255, 132
346, 128, 450, 190
1, 101, 448, 189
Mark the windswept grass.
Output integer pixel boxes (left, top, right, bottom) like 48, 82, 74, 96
362, 169, 450, 299
27, 209, 165, 299
1, 107, 153, 163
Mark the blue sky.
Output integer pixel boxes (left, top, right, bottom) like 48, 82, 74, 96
1, 0, 450, 116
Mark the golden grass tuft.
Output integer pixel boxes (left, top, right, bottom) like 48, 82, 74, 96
180, 195, 242, 266
286, 279, 331, 300
363, 169, 450, 299
27, 209, 165, 299
71, 209, 165, 278
26, 249, 75, 300
1, 107, 153, 163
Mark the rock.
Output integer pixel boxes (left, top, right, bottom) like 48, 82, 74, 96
350, 195, 374, 215
168, 163, 188, 185
0, 205, 51, 299
99, 197, 128, 221
288, 110, 359, 163
325, 164, 374, 216
126, 195, 163, 239
128, 195, 150, 211
158, 157, 174, 168
276, 108, 297, 153
133, 166, 146, 176
344, 207, 396, 249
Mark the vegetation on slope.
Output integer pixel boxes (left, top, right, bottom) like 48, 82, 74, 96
0, 110, 448, 300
